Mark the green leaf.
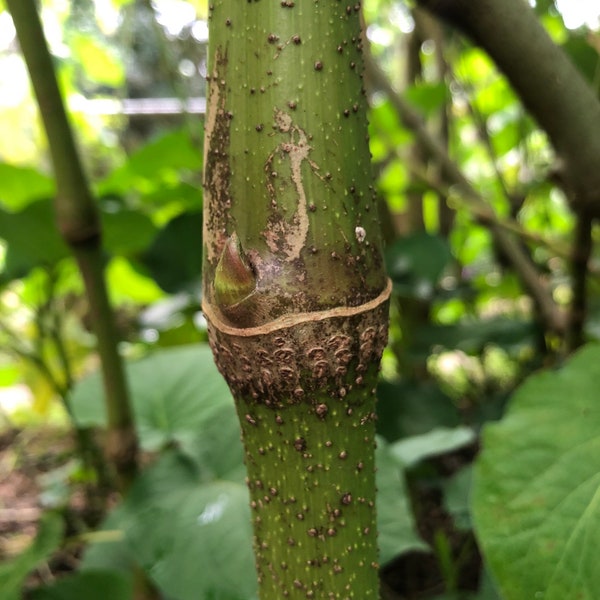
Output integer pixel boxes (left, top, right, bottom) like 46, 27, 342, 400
70, 344, 243, 479
128, 129, 202, 176
140, 181, 203, 212
388, 427, 476, 468
129, 480, 256, 599
376, 439, 429, 564
369, 99, 412, 147
414, 318, 537, 355
0, 164, 55, 210
81, 450, 209, 575
98, 128, 202, 196
488, 112, 533, 158
0, 512, 64, 600
561, 36, 600, 95
442, 465, 473, 531
29, 570, 132, 600
0, 200, 69, 281
377, 380, 461, 442
472, 344, 600, 600
106, 257, 165, 304
0, 361, 21, 387
79, 512, 131, 574
404, 82, 449, 116
88, 443, 425, 592
84, 451, 257, 600
140, 210, 203, 294
475, 569, 504, 600
378, 161, 409, 212
100, 208, 157, 256
385, 233, 452, 300
452, 224, 491, 267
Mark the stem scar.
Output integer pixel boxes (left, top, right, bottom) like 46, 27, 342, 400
263, 110, 328, 261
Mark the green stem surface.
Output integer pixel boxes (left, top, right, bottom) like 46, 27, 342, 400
203, 3, 390, 599
203, 1, 386, 322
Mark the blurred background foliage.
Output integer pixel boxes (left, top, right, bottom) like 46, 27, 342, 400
0, 0, 599, 599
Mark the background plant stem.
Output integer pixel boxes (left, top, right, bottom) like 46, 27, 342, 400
416, 0, 600, 217
416, 0, 600, 352
6, 0, 138, 492
365, 51, 566, 336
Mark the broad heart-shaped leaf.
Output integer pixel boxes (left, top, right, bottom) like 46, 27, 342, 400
0, 200, 69, 281
29, 570, 132, 600
140, 210, 203, 294
389, 426, 476, 469
82, 450, 258, 600
127, 479, 257, 599
83, 444, 424, 591
0, 163, 55, 210
70, 344, 243, 479
376, 439, 429, 564
0, 512, 64, 600
100, 208, 157, 257
97, 127, 202, 196
472, 344, 600, 600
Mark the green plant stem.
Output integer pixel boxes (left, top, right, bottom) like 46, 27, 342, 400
43, 267, 75, 392
407, 162, 570, 260
416, 0, 600, 218
566, 211, 592, 352
413, 0, 600, 348
415, 9, 454, 238
202, 3, 390, 598
7, 0, 138, 492
404, 14, 426, 233
365, 51, 566, 336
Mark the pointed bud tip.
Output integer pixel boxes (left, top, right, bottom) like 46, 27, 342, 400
214, 233, 257, 308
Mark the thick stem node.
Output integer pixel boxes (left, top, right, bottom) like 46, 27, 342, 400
203, 280, 391, 402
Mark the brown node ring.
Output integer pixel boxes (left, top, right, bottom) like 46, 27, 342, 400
202, 279, 392, 403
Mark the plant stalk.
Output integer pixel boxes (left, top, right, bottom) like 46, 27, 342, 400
7, 0, 139, 492
416, 0, 600, 218
202, 3, 390, 598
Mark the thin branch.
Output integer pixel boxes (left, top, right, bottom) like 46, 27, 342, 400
566, 212, 593, 351
416, 0, 600, 216
404, 10, 427, 232
0, 321, 68, 400
0, 302, 111, 495
407, 161, 571, 259
456, 79, 519, 211
365, 51, 566, 334
43, 267, 75, 393
420, 11, 454, 237
50, 306, 74, 392
7, 0, 139, 490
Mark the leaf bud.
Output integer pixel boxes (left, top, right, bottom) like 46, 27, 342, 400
213, 232, 256, 308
